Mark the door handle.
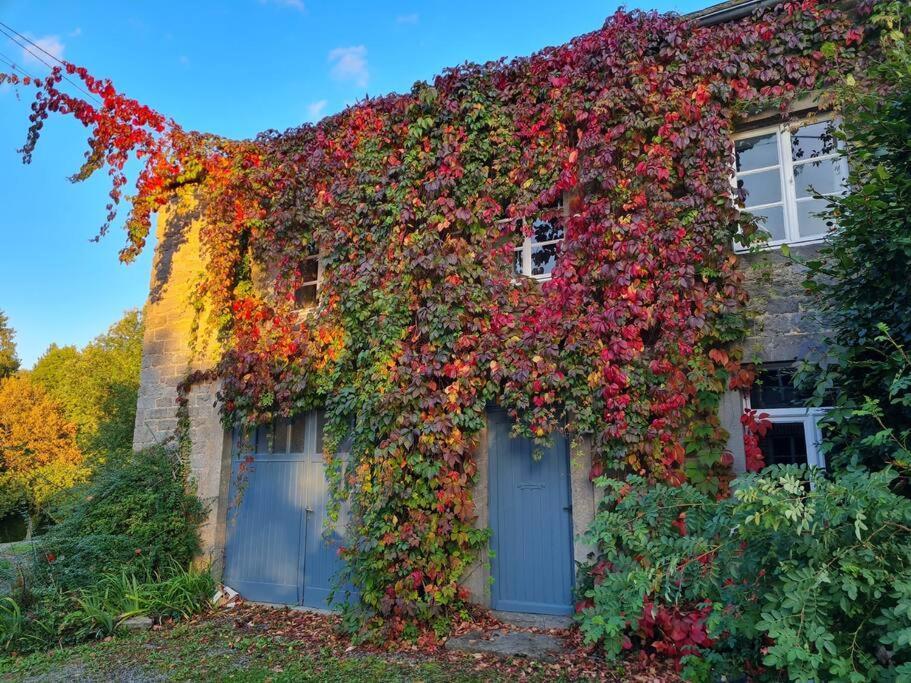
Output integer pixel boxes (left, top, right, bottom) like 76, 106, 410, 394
305, 507, 314, 513
563, 505, 572, 512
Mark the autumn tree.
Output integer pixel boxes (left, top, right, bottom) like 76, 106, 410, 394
31, 310, 143, 464
0, 375, 87, 539
0, 309, 19, 380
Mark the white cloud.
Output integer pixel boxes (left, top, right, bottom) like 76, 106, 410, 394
259, 0, 305, 11
22, 34, 65, 67
328, 45, 369, 89
306, 99, 328, 121
396, 13, 419, 25
68, 27, 82, 38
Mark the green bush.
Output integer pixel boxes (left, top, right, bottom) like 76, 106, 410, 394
578, 467, 911, 681
795, 1, 911, 478
34, 446, 206, 592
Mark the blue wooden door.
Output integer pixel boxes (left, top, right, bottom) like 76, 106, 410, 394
223, 412, 347, 608
488, 410, 574, 615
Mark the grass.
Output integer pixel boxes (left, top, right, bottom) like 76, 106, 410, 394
0, 615, 547, 682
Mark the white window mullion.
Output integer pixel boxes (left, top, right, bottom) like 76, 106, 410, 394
779, 127, 799, 244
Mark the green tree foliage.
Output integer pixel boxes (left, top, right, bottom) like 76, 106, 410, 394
0, 375, 88, 538
799, 2, 911, 476
578, 467, 911, 682
34, 446, 206, 592
31, 310, 143, 464
0, 310, 19, 380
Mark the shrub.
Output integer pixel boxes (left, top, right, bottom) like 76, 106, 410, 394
34, 446, 206, 592
795, 1, 911, 477
578, 467, 911, 681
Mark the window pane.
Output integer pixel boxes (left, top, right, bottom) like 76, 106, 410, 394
513, 248, 523, 275
735, 133, 779, 171
300, 257, 319, 282
295, 284, 317, 307
530, 243, 559, 278
793, 157, 845, 198
750, 365, 811, 408
737, 169, 781, 207
254, 424, 272, 454
748, 205, 786, 242
532, 218, 564, 243
273, 420, 290, 454
790, 120, 838, 162
290, 414, 308, 453
758, 421, 808, 467
796, 198, 831, 239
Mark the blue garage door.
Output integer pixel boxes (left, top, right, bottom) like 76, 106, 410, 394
488, 410, 574, 615
223, 411, 347, 609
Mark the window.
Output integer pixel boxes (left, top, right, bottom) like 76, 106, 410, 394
293, 245, 322, 308
505, 203, 566, 280
235, 410, 326, 458
733, 118, 846, 248
744, 364, 828, 469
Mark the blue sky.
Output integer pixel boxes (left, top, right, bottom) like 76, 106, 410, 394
0, 0, 707, 367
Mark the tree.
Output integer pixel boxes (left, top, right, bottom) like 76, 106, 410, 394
0, 375, 88, 539
0, 309, 19, 380
798, 2, 911, 478
31, 310, 143, 464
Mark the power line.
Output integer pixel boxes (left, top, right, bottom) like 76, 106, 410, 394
0, 20, 66, 66
0, 22, 101, 103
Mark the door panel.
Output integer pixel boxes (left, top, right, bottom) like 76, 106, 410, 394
223, 456, 306, 604
222, 412, 349, 608
301, 452, 346, 608
488, 410, 574, 615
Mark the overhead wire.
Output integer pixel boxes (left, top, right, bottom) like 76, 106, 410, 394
0, 22, 101, 103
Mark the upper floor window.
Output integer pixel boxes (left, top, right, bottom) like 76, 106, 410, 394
293, 245, 322, 309
504, 201, 566, 281
734, 118, 846, 248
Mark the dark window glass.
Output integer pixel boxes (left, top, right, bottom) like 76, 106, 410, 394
273, 419, 290, 454
290, 413, 308, 453
790, 120, 838, 162
750, 364, 811, 409
758, 421, 808, 466
254, 424, 272, 454
531, 242, 559, 277
735, 133, 779, 172
532, 217, 564, 243
294, 284, 317, 307
513, 249, 523, 275
300, 257, 319, 282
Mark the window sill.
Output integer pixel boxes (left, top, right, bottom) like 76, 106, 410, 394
733, 236, 826, 254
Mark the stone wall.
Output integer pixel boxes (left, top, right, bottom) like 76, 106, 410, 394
132, 202, 231, 574
740, 243, 827, 364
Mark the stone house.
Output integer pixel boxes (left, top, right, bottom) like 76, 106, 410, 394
133, 0, 840, 617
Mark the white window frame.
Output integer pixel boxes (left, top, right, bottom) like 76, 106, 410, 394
742, 394, 828, 469
732, 116, 847, 252
502, 199, 568, 282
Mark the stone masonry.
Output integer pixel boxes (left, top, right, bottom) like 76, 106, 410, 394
132, 202, 231, 574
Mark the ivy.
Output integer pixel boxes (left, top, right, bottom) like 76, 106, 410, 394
0, 1, 883, 636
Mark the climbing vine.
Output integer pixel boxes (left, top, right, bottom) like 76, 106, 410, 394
2, 0, 881, 636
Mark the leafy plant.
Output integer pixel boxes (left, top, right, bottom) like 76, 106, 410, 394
796, 0, 911, 478
578, 467, 911, 681
34, 446, 206, 592
0, 566, 214, 655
